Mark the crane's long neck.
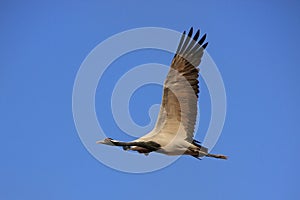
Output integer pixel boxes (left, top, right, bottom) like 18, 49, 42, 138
110, 140, 161, 151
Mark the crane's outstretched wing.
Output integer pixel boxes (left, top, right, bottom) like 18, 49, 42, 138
141, 27, 208, 144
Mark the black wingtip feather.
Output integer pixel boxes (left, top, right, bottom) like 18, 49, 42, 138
198, 34, 207, 46
188, 27, 193, 37
193, 29, 200, 41
202, 42, 208, 49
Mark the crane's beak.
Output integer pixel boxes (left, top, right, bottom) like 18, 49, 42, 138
96, 140, 105, 144
96, 138, 115, 146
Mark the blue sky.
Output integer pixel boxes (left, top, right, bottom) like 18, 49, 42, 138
1, 0, 300, 199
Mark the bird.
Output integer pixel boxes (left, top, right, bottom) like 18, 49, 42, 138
97, 27, 227, 160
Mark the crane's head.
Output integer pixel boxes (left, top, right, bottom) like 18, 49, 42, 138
96, 138, 115, 146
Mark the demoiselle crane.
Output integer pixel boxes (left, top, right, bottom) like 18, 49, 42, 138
97, 27, 227, 160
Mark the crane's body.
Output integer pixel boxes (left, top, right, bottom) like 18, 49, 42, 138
97, 27, 227, 160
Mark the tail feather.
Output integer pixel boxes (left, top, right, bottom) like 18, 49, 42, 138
206, 153, 228, 160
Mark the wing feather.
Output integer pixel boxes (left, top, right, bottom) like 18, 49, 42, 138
152, 28, 208, 142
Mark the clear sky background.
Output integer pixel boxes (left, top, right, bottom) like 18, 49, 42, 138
1, 0, 300, 199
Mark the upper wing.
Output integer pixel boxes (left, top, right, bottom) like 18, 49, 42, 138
146, 27, 208, 143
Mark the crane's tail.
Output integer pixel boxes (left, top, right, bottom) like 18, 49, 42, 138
206, 153, 228, 160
